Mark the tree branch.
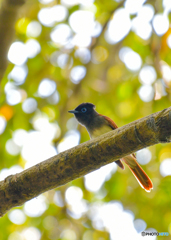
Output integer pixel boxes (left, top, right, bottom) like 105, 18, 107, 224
0, 107, 171, 216
0, 0, 25, 81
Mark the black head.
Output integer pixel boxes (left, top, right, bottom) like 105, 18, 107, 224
68, 103, 97, 126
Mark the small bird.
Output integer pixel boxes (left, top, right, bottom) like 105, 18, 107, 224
69, 102, 153, 192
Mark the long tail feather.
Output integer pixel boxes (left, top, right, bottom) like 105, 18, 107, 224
122, 155, 153, 192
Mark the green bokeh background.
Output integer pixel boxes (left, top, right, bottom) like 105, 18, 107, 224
0, 0, 171, 239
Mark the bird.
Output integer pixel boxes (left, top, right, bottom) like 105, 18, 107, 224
68, 102, 153, 192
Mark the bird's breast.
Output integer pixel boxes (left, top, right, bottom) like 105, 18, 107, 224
90, 125, 113, 139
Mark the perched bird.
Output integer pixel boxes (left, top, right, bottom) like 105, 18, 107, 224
69, 102, 153, 192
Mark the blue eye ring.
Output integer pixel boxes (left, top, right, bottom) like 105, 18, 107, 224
81, 107, 87, 113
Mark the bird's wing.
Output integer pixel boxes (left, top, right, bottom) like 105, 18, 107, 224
101, 115, 118, 129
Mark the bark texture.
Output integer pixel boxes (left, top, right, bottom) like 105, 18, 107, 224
0, 0, 25, 81
0, 107, 171, 216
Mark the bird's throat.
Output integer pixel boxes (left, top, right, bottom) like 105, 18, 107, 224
89, 124, 113, 139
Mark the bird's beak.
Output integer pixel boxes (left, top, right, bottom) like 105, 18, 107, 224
68, 110, 79, 114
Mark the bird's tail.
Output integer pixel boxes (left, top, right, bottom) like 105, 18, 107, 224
122, 155, 153, 192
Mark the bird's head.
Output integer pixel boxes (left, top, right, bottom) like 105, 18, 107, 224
68, 102, 97, 126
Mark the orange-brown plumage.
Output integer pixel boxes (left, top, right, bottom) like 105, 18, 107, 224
100, 114, 118, 129
69, 103, 153, 192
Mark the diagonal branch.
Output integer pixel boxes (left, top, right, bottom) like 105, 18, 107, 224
0, 107, 171, 216
0, 0, 26, 81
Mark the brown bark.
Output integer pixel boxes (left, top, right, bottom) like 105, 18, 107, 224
0, 107, 171, 216
0, 0, 25, 81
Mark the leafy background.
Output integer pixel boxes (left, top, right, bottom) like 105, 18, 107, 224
0, 0, 171, 239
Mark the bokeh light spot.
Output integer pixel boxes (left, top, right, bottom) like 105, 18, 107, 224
91, 21, 102, 37
54, 191, 64, 207
139, 66, 157, 85
57, 130, 80, 152
66, 117, 78, 130
138, 4, 154, 22
50, 24, 72, 45
57, 53, 73, 69
161, 61, 171, 82
124, 0, 146, 14
88, 201, 139, 238
24, 196, 47, 217
22, 98, 37, 113
8, 42, 27, 65
152, 14, 169, 36
132, 19, 152, 40
13, 129, 28, 147
119, 47, 142, 71
6, 139, 21, 155
15, 18, 30, 34
70, 66, 86, 84
138, 85, 154, 102
8, 209, 26, 225
136, 149, 152, 165
131, 4, 154, 40
25, 39, 41, 58
160, 158, 171, 177
75, 48, 91, 64
21, 227, 41, 240
21, 131, 57, 168
6, 89, 23, 105
33, 115, 61, 140
0, 105, 13, 120
38, 7, 55, 27
38, 79, 56, 98
72, 33, 92, 47
105, 8, 131, 44
85, 163, 117, 192
26, 21, 42, 37
8, 65, 28, 85
134, 219, 147, 233
51, 5, 68, 22
69, 10, 95, 34
65, 186, 83, 205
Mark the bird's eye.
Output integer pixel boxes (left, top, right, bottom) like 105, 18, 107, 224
81, 107, 87, 113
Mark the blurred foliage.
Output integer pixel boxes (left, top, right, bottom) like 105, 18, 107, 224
1, 0, 171, 239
